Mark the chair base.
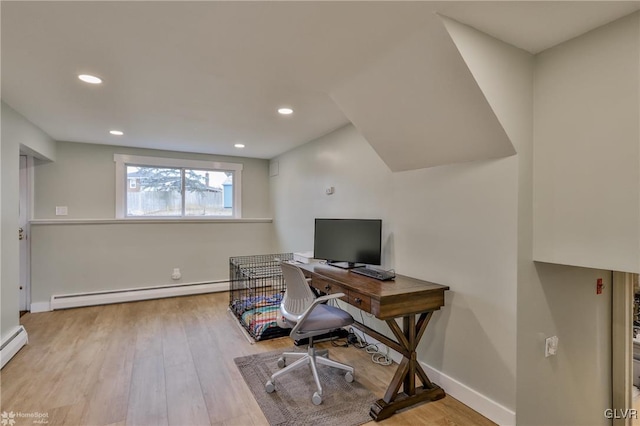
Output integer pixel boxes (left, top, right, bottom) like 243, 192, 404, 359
265, 346, 355, 405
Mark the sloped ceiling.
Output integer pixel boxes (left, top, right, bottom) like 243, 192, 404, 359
330, 14, 515, 172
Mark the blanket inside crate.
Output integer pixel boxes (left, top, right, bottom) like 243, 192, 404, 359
231, 293, 287, 340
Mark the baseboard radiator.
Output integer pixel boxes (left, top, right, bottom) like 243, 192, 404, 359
48, 280, 229, 311
1, 326, 28, 369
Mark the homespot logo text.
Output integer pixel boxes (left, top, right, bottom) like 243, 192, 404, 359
1, 411, 49, 425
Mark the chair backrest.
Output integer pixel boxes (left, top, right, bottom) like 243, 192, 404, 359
280, 262, 316, 322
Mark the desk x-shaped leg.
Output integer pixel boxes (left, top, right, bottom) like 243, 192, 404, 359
353, 311, 445, 421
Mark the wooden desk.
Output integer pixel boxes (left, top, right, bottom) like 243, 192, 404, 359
297, 263, 450, 421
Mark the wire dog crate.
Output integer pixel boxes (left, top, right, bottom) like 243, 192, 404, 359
229, 253, 294, 341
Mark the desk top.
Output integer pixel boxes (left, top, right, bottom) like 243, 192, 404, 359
297, 263, 449, 319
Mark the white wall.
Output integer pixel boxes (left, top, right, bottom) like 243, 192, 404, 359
269, 17, 529, 420
34, 141, 270, 219
1, 102, 56, 340
271, 13, 634, 424
271, 121, 518, 419
533, 12, 640, 274
514, 13, 640, 425
0, 107, 15, 341
30, 221, 274, 303
517, 263, 612, 426
431, 16, 622, 425
392, 159, 518, 408
432, 19, 533, 419
270, 125, 393, 259
441, 16, 623, 425
29, 141, 275, 305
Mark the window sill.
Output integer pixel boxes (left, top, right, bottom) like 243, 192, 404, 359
30, 218, 273, 225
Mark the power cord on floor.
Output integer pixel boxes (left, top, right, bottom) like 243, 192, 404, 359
346, 327, 392, 366
332, 299, 392, 366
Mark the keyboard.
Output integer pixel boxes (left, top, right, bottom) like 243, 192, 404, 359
351, 267, 395, 281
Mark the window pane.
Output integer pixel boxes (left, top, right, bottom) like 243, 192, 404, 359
126, 166, 182, 216
184, 169, 232, 216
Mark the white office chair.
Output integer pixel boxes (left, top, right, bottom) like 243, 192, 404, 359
265, 262, 355, 405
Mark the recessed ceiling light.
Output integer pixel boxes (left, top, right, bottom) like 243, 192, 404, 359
109, 130, 124, 136
278, 107, 293, 115
234, 143, 245, 148
78, 74, 102, 84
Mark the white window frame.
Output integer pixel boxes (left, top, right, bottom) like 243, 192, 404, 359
114, 154, 242, 219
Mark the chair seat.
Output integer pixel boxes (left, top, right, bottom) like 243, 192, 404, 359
296, 303, 354, 333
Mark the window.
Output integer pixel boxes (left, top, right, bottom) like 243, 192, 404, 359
114, 154, 242, 218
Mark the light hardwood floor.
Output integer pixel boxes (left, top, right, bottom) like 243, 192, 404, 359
1, 293, 495, 426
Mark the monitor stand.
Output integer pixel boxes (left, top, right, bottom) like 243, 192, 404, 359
327, 261, 364, 270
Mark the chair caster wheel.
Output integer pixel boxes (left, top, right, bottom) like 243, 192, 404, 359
345, 371, 354, 383
265, 380, 275, 393
277, 357, 286, 368
312, 392, 322, 405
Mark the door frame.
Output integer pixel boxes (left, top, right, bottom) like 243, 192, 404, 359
612, 271, 635, 426
18, 155, 32, 312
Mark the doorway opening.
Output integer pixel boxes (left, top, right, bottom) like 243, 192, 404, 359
19, 154, 31, 315
613, 272, 640, 426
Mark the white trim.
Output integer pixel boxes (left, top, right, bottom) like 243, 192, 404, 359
420, 362, 516, 426
113, 154, 243, 171
48, 280, 230, 311
114, 153, 243, 218
27, 156, 35, 221
115, 155, 125, 217
1, 326, 28, 369
27, 156, 35, 310
613, 272, 634, 426
349, 326, 515, 425
30, 301, 51, 313
19, 155, 31, 312
30, 218, 272, 225
233, 167, 242, 217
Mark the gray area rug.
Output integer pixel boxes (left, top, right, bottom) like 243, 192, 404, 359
234, 348, 376, 426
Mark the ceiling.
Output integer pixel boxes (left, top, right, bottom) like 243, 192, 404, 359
2, 1, 639, 161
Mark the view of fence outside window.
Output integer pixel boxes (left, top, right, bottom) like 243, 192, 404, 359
126, 166, 233, 217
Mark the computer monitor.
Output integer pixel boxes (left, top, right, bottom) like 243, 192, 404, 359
313, 218, 382, 269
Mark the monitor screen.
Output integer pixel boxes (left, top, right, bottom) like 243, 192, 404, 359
313, 218, 382, 268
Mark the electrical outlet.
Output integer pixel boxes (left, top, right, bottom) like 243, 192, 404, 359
545, 336, 558, 357
171, 268, 181, 280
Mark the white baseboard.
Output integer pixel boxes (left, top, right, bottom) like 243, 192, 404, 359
1, 326, 28, 369
30, 302, 51, 313
350, 327, 515, 425
420, 362, 516, 425
29, 280, 229, 312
